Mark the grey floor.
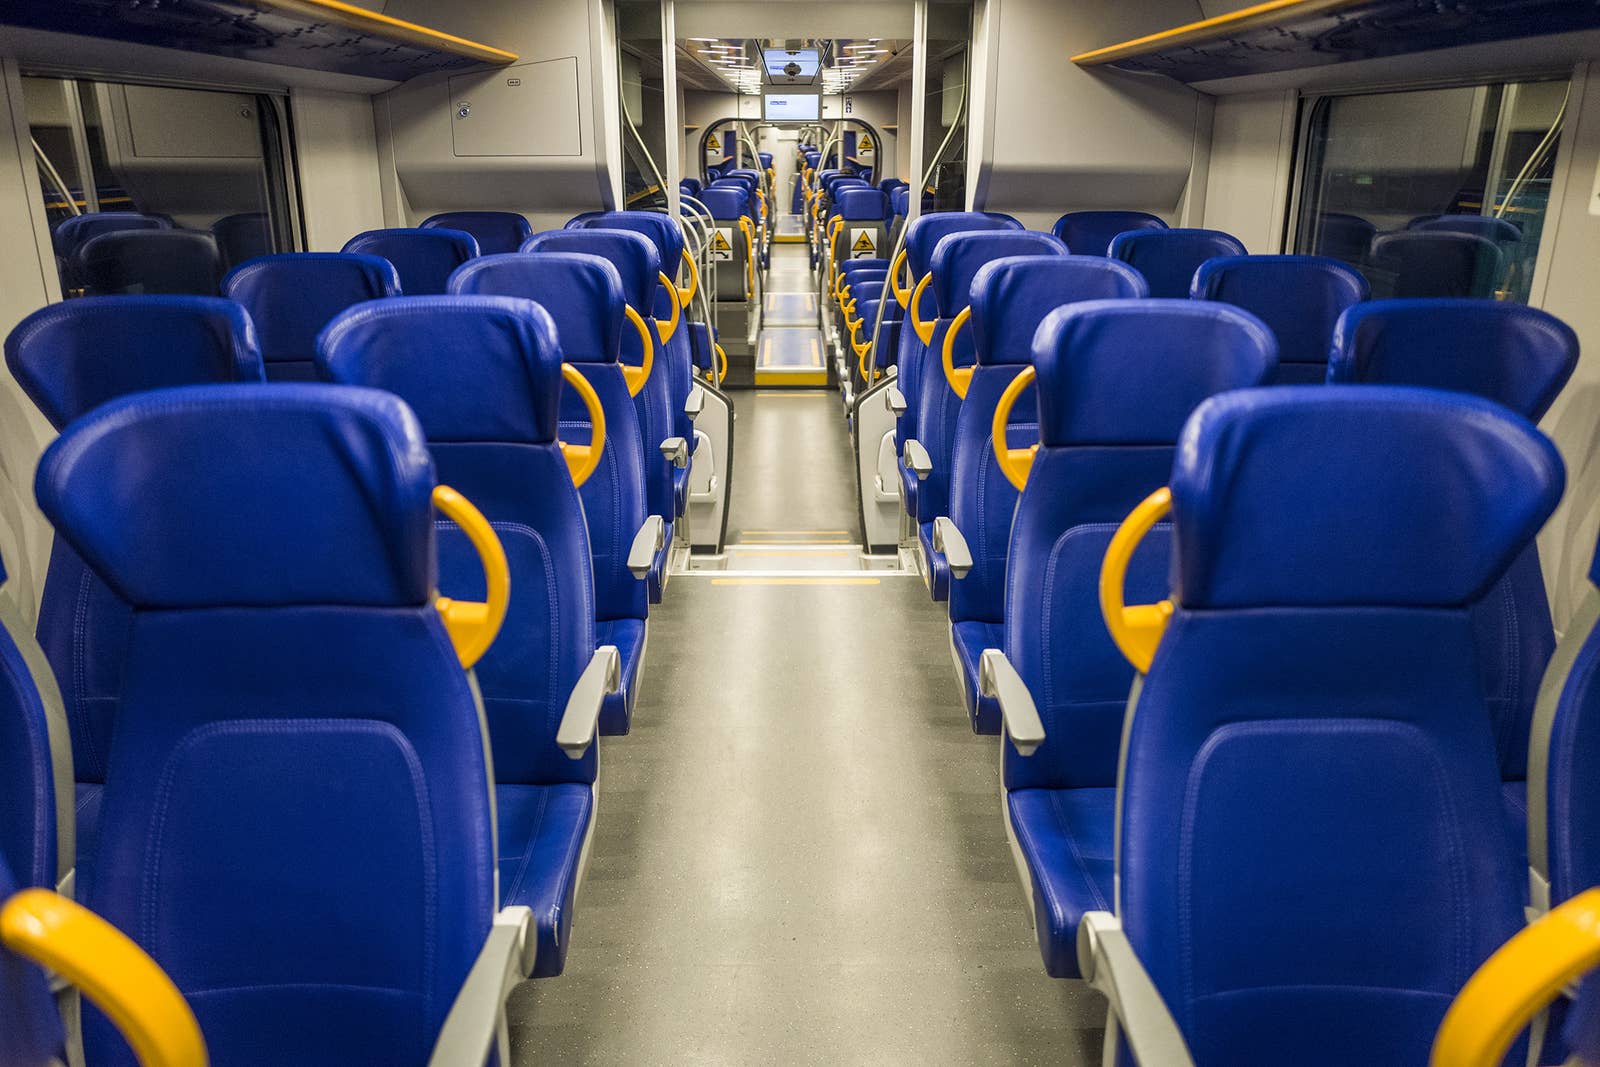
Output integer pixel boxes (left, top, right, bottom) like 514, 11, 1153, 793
508, 268, 1104, 1065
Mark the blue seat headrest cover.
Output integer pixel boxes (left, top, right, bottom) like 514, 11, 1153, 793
696, 188, 747, 220
929, 231, 1066, 317
448, 252, 623, 365
568, 211, 684, 274
220, 253, 401, 367
904, 212, 1023, 278
1031, 299, 1277, 446
36, 384, 435, 609
836, 189, 890, 222
970, 255, 1148, 365
317, 295, 564, 444
1171, 386, 1564, 609
1190, 255, 1370, 365
419, 211, 532, 255
5, 296, 264, 430
522, 229, 659, 311
1328, 299, 1578, 421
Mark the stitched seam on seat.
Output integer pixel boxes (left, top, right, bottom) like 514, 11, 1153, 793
501, 788, 549, 906
71, 563, 102, 780
1049, 790, 1108, 913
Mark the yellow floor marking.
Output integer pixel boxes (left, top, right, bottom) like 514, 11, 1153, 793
809, 337, 821, 368
724, 549, 852, 557
739, 529, 852, 535
711, 577, 881, 586
754, 371, 828, 386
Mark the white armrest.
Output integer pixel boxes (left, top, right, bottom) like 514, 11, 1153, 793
660, 436, 690, 469
902, 439, 932, 481
557, 646, 620, 759
685, 386, 706, 418
627, 515, 667, 579
1077, 912, 1196, 1067
979, 649, 1045, 756
932, 517, 973, 579
886, 386, 907, 416
426, 906, 534, 1067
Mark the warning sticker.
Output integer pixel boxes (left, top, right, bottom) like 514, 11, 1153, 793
707, 134, 721, 152
850, 229, 878, 259
858, 134, 874, 152
710, 228, 735, 262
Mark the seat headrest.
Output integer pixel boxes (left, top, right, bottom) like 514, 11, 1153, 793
836, 189, 889, 222
890, 188, 910, 217
6, 296, 264, 430
52, 212, 168, 257
970, 255, 1147, 365
1415, 215, 1522, 243
341, 228, 479, 295
1191, 255, 1369, 365
419, 212, 533, 255
1369, 231, 1504, 298
567, 211, 684, 272
1328, 299, 1577, 421
522, 228, 659, 311
448, 252, 623, 365
1032, 299, 1276, 447
695, 188, 747, 221
317, 295, 564, 444
904, 212, 1022, 278
36, 384, 436, 609
75, 230, 223, 296
1049, 211, 1167, 257
1171, 386, 1565, 609
929, 231, 1065, 317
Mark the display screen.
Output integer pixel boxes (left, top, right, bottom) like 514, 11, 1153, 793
764, 49, 820, 78
764, 94, 820, 121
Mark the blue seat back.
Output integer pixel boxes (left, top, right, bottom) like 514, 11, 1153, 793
1191, 255, 1369, 385
1370, 231, 1504, 298
1416, 214, 1523, 245
6, 298, 264, 792
342, 227, 479, 296
0, 851, 64, 1066
1120, 387, 1559, 1065
698, 187, 747, 222
209, 211, 271, 270
950, 256, 1148, 633
222, 253, 401, 381
448, 253, 649, 626
1108, 227, 1246, 298
1004, 301, 1276, 792
420, 211, 532, 255
1329, 299, 1577, 780
318, 296, 596, 788
75, 230, 223, 296
1048, 211, 1166, 257
1313, 212, 1377, 263
38, 384, 496, 1066
52, 212, 169, 260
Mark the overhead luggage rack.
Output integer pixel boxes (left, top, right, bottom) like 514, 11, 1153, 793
1070, 0, 1600, 83
1, 0, 517, 81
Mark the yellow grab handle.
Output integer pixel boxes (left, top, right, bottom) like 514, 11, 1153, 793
655, 271, 680, 343
677, 248, 699, 306
854, 321, 876, 383
1099, 487, 1175, 674
942, 305, 974, 399
432, 484, 511, 669
910, 272, 935, 345
556, 363, 607, 488
739, 217, 756, 294
992, 365, 1039, 491
2, 889, 208, 1067
891, 248, 912, 309
714, 342, 728, 383
1431, 887, 1600, 1067
620, 305, 655, 398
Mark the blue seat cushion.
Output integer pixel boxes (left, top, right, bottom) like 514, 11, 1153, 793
950, 620, 1002, 734
647, 521, 672, 605
673, 465, 690, 518
1008, 786, 1116, 978
916, 521, 950, 602
75, 781, 103, 898
496, 782, 593, 978
899, 462, 918, 518
596, 617, 645, 736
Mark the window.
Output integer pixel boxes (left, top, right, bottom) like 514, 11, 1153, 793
1291, 77, 1568, 304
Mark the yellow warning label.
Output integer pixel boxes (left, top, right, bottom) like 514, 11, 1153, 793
859, 134, 874, 151
707, 134, 721, 151
710, 228, 735, 262
852, 231, 876, 253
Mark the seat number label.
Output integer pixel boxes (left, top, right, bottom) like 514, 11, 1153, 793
850, 229, 878, 258
711, 228, 735, 262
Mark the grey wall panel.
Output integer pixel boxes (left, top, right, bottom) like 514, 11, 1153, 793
449, 58, 584, 157
293, 88, 386, 250
1199, 90, 1295, 252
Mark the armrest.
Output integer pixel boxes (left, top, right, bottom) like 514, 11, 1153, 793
902, 439, 932, 481
627, 515, 667, 579
660, 436, 690, 469
886, 386, 907, 416
684, 386, 706, 418
932, 517, 973, 580
1076, 912, 1195, 1067
979, 649, 1045, 755
557, 646, 620, 759
426, 906, 535, 1067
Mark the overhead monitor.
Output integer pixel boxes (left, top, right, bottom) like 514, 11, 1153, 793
764, 93, 820, 122
763, 48, 820, 81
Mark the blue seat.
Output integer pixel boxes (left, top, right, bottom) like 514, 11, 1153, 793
943, 256, 1147, 734
525, 228, 680, 602
222, 252, 401, 380
1313, 212, 1377, 264
1082, 386, 1558, 1065
0, 851, 67, 1065
1416, 214, 1523, 245
420, 211, 533, 255
51, 212, 169, 262
1370, 231, 1504, 298
209, 211, 272, 270
318, 296, 606, 975
36, 383, 532, 1064
995, 300, 1275, 977
1328, 299, 1578, 786
75, 230, 223, 296
342, 227, 479, 295
449, 253, 655, 736
1108, 227, 1246, 298
6, 298, 265, 899
1191, 255, 1369, 384
908, 230, 1065, 601
1048, 210, 1166, 257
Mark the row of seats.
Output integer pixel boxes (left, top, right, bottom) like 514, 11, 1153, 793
0, 207, 721, 1062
